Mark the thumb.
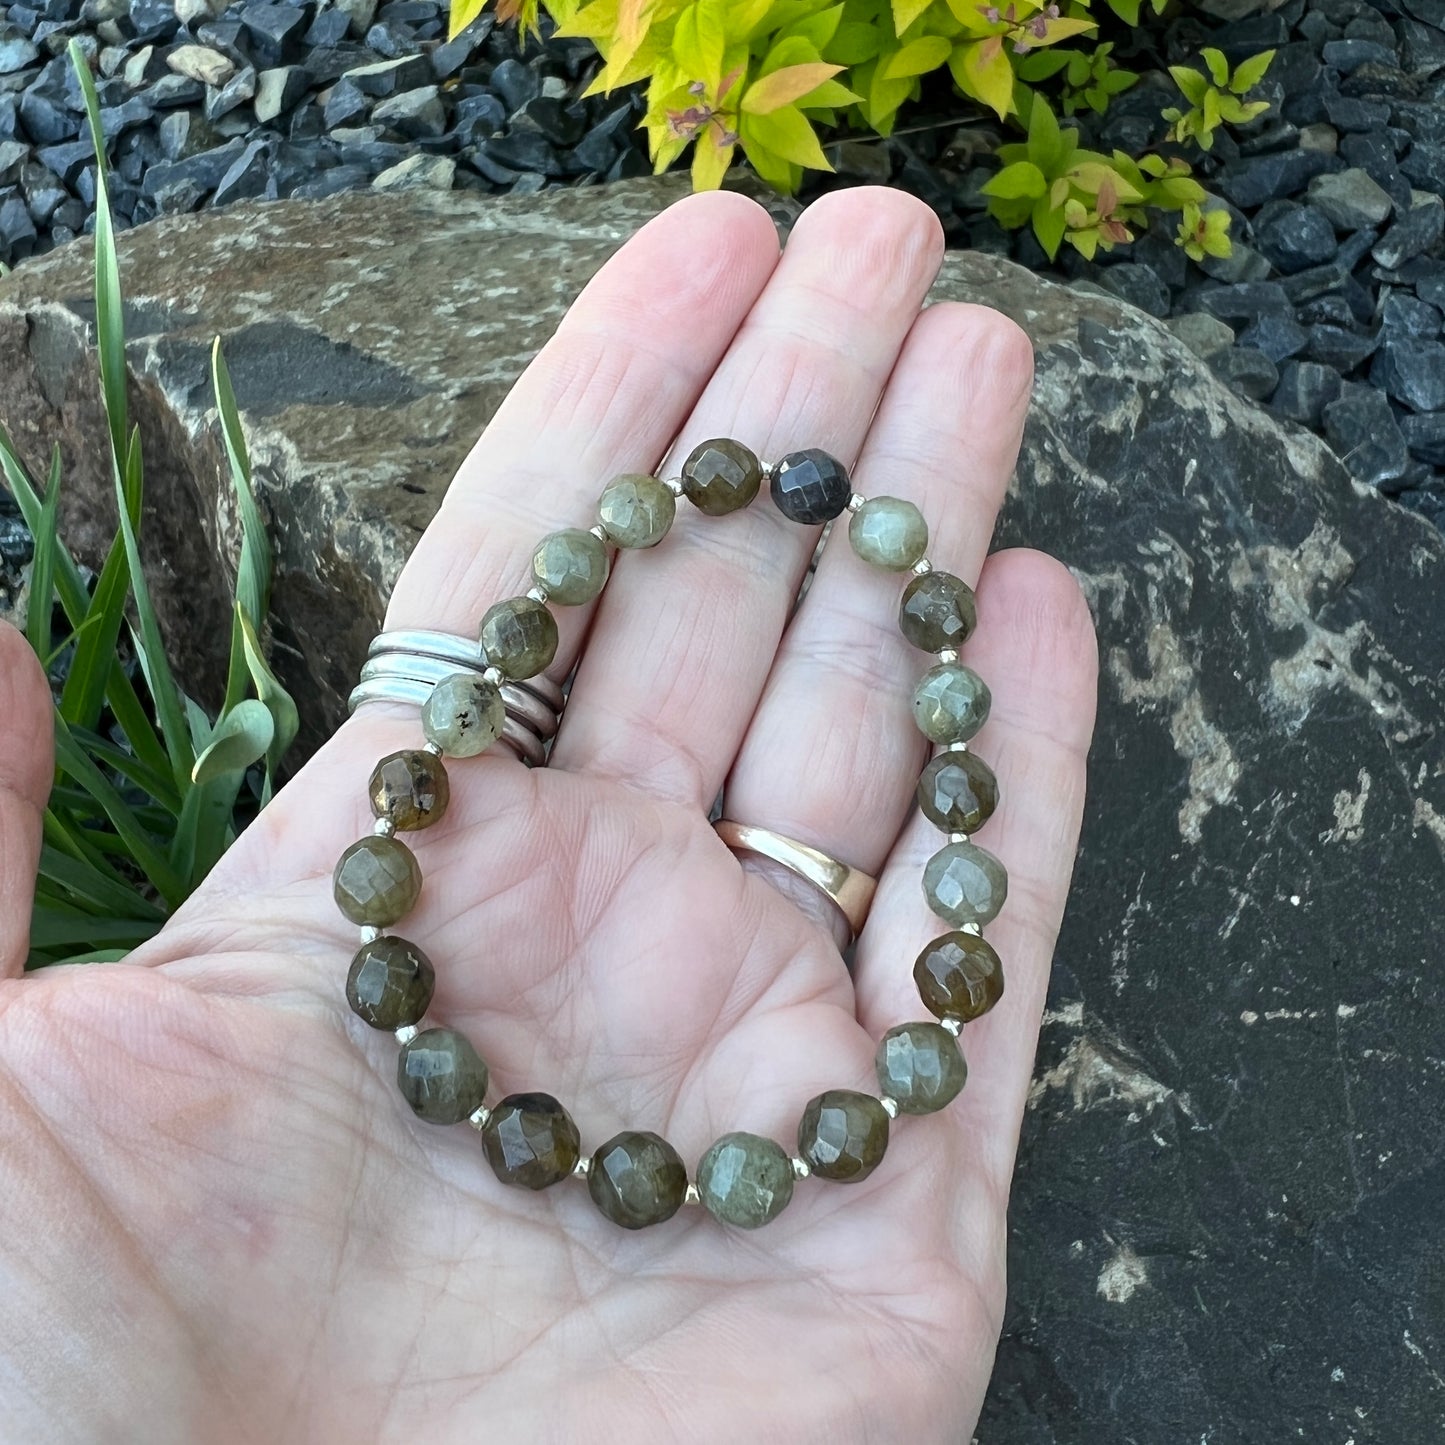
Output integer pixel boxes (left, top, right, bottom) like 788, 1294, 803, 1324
0, 621, 53, 979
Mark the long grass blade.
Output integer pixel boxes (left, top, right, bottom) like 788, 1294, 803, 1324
38, 845, 165, 921
25, 446, 61, 664
30, 909, 157, 951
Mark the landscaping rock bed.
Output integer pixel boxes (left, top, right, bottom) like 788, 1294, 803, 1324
0, 0, 1444, 524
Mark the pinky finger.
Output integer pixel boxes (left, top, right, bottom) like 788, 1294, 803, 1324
851, 548, 1097, 1197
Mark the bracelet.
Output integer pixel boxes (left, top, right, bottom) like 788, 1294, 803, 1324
333, 441, 1005, 1231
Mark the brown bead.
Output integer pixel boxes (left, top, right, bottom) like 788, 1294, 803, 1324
369, 749, 450, 831
587, 1130, 688, 1228
481, 1093, 581, 1191
899, 570, 977, 653
345, 936, 435, 1030
918, 751, 998, 834
913, 932, 1004, 1023
680, 438, 762, 516
479, 596, 558, 680
333, 835, 422, 926
797, 1090, 889, 1183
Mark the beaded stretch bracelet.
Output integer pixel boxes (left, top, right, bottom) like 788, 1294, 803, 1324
335, 440, 1005, 1231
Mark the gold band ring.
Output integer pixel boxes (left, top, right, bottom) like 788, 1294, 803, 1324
713, 819, 877, 942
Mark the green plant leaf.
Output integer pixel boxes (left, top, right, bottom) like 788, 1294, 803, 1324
1028, 89, 1062, 170
743, 61, 845, 112
29, 908, 159, 952
1105, 0, 1141, 22
24, 445, 61, 667
891, 0, 933, 33
191, 698, 274, 786
950, 36, 1014, 120
1168, 64, 1207, 107
38, 844, 166, 922
1032, 193, 1067, 259
983, 159, 1048, 199
740, 103, 832, 170
1201, 47, 1229, 87
881, 34, 951, 79
1229, 47, 1275, 94
448, 0, 488, 41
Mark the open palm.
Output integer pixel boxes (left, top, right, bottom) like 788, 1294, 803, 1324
0, 188, 1096, 1444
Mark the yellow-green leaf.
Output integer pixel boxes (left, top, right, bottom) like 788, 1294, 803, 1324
447, 0, 489, 42
741, 104, 832, 171
1033, 16, 1096, 47
950, 36, 1015, 120
892, 0, 935, 35
882, 35, 952, 79
801, 77, 863, 107
742, 61, 845, 114
692, 132, 734, 190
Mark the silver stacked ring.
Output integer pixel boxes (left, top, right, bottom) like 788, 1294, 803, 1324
348, 629, 565, 768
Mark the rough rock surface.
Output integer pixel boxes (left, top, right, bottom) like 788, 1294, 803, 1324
1, 178, 1443, 1442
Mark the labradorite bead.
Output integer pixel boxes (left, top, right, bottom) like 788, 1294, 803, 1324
797, 1090, 889, 1183
345, 936, 435, 1030
912, 662, 991, 744
587, 1130, 689, 1229
333, 835, 422, 926
922, 841, 1008, 928
598, 473, 676, 549
914, 932, 1005, 1023
918, 751, 999, 834
479, 596, 558, 680
369, 748, 450, 829
481, 1092, 581, 1190
421, 675, 506, 758
848, 496, 928, 571
532, 527, 610, 605
899, 570, 977, 653
397, 1027, 488, 1125
876, 1022, 968, 1115
696, 1132, 794, 1229
680, 438, 762, 516
769, 448, 852, 524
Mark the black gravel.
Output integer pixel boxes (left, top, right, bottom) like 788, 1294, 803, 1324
1, 0, 1444, 527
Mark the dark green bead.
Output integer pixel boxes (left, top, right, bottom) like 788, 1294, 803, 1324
587, 1130, 688, 1229
479, 596, 558, 680
369, 749, 450, 830
531, 528, 609, 605
914, 932, 1004, 1023
696, 1132, 794, 1228
918, 751, 999, 834
899, 570, 977, 653
481, 1092, 581, 1190
922, 841, 1008, 928
397, 1027, 488, 1125
797, 1090, 889, 1183
333, 835, 422, 926
680, 438, 762, 516
345, 936, 435, 1030
876, 1022, 968, 1115
912, 662, 991, 744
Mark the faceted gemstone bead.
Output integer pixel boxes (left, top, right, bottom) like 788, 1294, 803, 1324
587, 1130, 689, 1229
333, 835, 422, 926
397, 1027, 489, 1125
922, 840, 1008, 927
695, 1131, 794, 1229
914, 931, 1005, 1023
769, 448, 852, 524
797, 1090, 890, 1183
912, 662, 991, 744
899, 570, 977, 653
369, 748, 450, 829
598, 473, 676, 548
481, 1092, 581, 1191
876, 1022, 968, 1115
680, 437, 762, 516
421, 675, 506, 758
479, 596, 558, 680
918, 751, 999, 834
345, 936, 435, 1030
848, 496, 928, 571
531, 527, 610, 605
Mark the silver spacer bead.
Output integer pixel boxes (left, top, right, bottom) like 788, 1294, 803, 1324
358, 925, 382, 945
962, 921, 983, 937
394, 1023, 420, 1045
468, 1105, 492, 1131
588, 522, 610, 543
791, 1156, 812, 1179
684, 1182, 701, 1206
664, 475, 685, 497
423, 739, 444, 757
941, 1016, 963, 1037
572, 1155, 592, 1179
482, 665, 504, 687
526, 584, 549, 604
372, 817, 396, 838
912, 557, 934, 576
879, 1096, 900, 1119
936, 648, 960, 665
949, 831, 970, 845
846, 492, 866, 513
946, 740, 970, 753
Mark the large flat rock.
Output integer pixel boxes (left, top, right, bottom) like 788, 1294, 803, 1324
2, 179, 1442, 1441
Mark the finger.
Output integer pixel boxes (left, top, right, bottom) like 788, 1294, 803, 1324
852, 549, 1097, 1202
719, 304, 1033, 945
0, 622, 53, 978
550, 187, 945, 807
381, 190, 782, 682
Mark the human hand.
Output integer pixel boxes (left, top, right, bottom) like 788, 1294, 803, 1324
0, 187, 1096, 1444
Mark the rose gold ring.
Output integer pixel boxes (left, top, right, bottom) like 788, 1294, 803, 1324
713, 819, 877, 942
